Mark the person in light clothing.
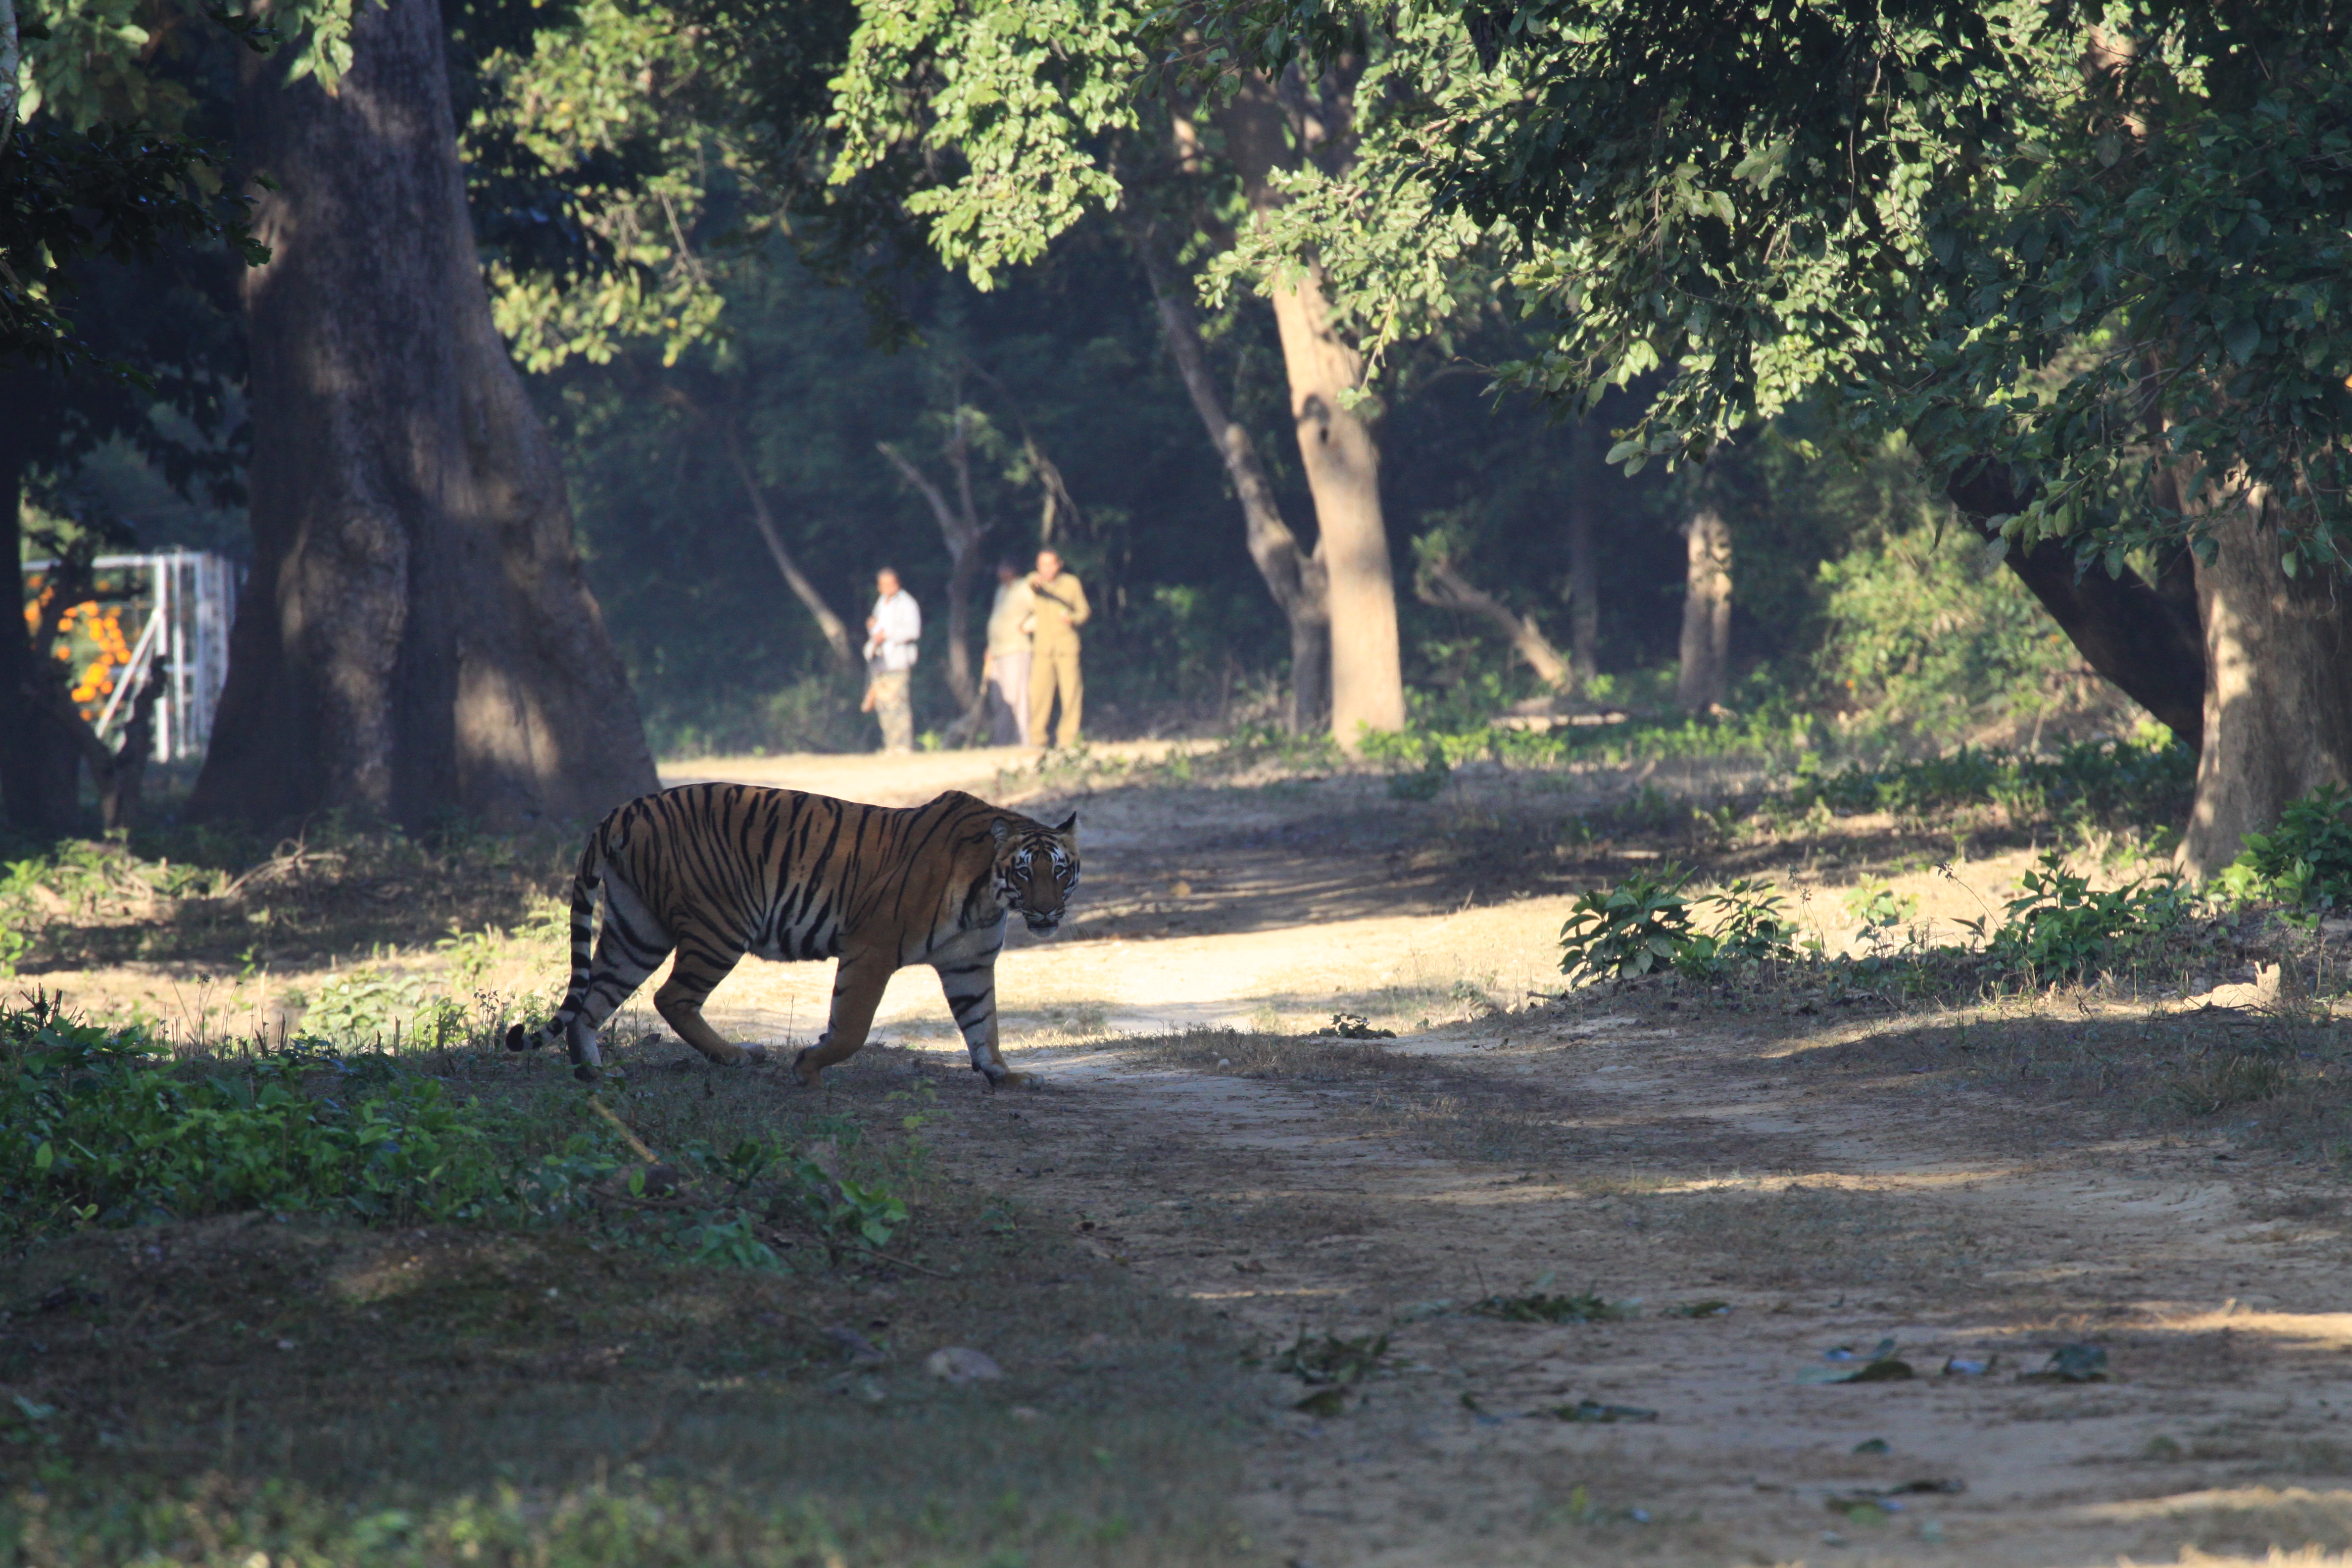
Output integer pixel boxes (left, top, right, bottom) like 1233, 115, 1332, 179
1026, 548, 1089, 749
862, 567, 921, 754
983, 558, 1034, 745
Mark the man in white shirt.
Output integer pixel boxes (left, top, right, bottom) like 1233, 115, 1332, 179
861, 567, 921, 754
982, 558, 1034, 745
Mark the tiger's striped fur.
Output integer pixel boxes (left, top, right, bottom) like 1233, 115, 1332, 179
504, 783, 1079, 1087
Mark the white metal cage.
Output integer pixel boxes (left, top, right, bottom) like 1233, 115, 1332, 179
22, 549, 240, 762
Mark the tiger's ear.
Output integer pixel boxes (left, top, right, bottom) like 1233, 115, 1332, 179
1051, 812, 1077, 835
990, 818, 1011, 844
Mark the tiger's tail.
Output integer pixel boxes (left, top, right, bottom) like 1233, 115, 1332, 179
506, 829, 606, 1059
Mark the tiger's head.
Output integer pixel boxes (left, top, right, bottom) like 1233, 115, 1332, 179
991, 812, 1081, 935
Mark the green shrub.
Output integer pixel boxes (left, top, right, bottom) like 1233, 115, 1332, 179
1814, 520, 2101, 740
1978, 851, 2192, 977
1703, 878, 1801, 967
2218, 783, 2352, 914
1559, 866, 1699, 982
0, 1004, 510, 1242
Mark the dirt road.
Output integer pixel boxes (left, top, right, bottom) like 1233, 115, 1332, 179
677, 749, 2352, 1568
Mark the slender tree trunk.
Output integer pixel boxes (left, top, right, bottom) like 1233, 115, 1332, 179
1566, 417, 1601, 685
2180, 490, 2352, 877
877, 434, 982, 707
1221, 73, 1403, 749
719, 422, 855, 670
190, 0, 656, 830
1676, 507, 1731, 712
1126, 211, 1329, 733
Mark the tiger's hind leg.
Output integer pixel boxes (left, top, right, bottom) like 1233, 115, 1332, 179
652, 931, 768, 1068
550, 873, 672, 1082
792, 950, 896, 1087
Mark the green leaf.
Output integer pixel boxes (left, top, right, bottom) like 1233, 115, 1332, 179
2225, 318, 2262, 364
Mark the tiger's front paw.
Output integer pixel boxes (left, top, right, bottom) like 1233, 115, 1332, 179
739, 1042, 771, 1067
792, 1046, 821, 1088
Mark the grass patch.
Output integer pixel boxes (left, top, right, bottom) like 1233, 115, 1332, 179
0, 1010, 1249, 1565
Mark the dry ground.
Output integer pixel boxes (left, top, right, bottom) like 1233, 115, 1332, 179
14, 743, 2352, 1567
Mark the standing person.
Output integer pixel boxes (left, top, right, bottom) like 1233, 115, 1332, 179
1026, 548, 1089, 749
983, 558, 1034, 746
862, 567, 921, 754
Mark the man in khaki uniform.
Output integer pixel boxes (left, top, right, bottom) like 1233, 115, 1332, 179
1026, 548, 1089, 748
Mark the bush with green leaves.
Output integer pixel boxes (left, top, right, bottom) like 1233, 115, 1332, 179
0, 1004, 511, 1243
1559, 867, 1701, 982
1975, 852, 2193, 978
2216, 784, 2352, 915
1678, 878, 1800, 978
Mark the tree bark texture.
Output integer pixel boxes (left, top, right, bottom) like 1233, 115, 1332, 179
1220, 73, 1403, 748
0, 439, 81, 834
721, 421, 855, 670
1415, 552, 1570, 688
877, 432, 982, 708
1127, 210, 1329, 733
2181, 493, 2352, 876
191, 0, 654, 830
1676, 506, 1731, 712
1566, 416, 1601, 683
1944, 459, 2205, 751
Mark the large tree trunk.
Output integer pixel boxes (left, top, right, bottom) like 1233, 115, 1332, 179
1566, 416, 1602, 684
1945, 459, 2205, 750
190, 0, 654, 831
1220, 73, 1403, 749
0, 435, 82, 835
1127, 211, 1330, 733
1676, 506, 1731, 712
2181, 491, 2352, 876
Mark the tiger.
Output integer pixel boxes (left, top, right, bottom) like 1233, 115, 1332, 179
504, 782, 1080, 1089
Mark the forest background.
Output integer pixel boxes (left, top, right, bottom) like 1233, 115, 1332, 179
3, 0, 2107, 783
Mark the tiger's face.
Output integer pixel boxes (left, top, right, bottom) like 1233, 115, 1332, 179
991, 813, 1081, 935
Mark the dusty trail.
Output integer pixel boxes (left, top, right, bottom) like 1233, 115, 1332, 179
901, 1028, 2352, 1568
683, 750, 2352, 1567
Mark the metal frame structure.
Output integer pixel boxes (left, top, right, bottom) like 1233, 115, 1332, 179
22, 549, 239, 762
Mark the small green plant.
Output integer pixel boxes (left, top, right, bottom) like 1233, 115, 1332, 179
1978, 851, 2191, 977
1559, 865, 1699, 982
2218, 783, 2352, 914
306, 968, 432, 1046
1676, 878, 1799, 977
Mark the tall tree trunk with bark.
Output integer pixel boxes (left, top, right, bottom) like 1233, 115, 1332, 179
1220, 73, 1403, 749
1676, 507, 1731, 712
0, 441, 82, 835
2181, 492, 2352, 876
1566, 417, 1601, 685
190, 0, 654, 830
1127, 211, 1329, 733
